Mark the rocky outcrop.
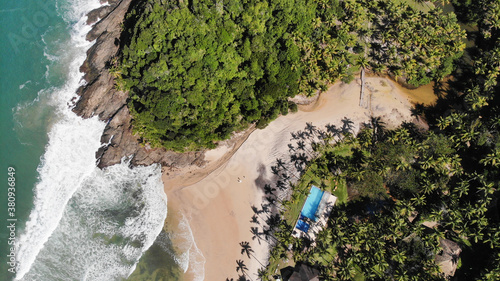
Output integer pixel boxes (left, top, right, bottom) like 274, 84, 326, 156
74, 0, 129, 120
74, 0, 206, 169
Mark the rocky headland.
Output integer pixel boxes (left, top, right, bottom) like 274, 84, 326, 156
73, 0, 207, 170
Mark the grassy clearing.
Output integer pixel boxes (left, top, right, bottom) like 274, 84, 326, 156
266, 254, 287, 278
332, 178, 348, 204
284, 143, 352, 225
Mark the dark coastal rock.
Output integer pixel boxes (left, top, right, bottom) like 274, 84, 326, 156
75, 0, 207, 169
76, 0, 130, 119
86, 5, 114, 25
74, 70, 128, 120
95, 105, 205, 169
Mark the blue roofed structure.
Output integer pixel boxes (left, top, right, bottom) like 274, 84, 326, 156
292, 185, 337, 240
300, 185, 324, 221
296, 219, 310, 233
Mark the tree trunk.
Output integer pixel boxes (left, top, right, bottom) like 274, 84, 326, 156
359, 67, 365, 108
250, 253, 266, 267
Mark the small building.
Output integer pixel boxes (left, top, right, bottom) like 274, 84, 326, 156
292, 185, 337, 240
281, 263, 320, 281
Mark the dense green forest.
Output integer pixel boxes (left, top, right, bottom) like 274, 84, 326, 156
114, 0, 464, 151
228, 1, 500, 280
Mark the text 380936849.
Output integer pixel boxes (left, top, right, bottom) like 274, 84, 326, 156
7, 167, 17, 274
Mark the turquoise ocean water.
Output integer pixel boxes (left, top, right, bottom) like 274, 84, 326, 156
0, 0, 62, 278
0, 0, 202, 280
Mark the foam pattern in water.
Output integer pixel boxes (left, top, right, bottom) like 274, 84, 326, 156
13, 0, 169, 280
20, 161, 167, 281
168, 212, 206, 281
14, 0, 102, 276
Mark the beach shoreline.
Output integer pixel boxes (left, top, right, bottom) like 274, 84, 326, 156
67, 1, 442, 280
162, 76, 436, 280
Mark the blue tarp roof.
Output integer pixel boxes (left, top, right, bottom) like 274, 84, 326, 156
300, 185, 324, 221
296, 219, 310, 233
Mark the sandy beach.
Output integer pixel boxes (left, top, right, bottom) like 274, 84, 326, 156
162, 77, 436, 280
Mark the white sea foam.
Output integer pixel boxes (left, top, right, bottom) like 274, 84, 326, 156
168, 213, 206, 281
43, 65, 51, 82
19, 80, 32, 90
14, 0, 107, 279
14, 112, 106, 280
43, 41, 59, 62
20, 161, 167, 281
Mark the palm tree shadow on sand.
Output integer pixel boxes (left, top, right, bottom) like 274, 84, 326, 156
227, 120, 359, 281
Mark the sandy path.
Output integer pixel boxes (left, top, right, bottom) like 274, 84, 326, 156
162, 77, 436, 281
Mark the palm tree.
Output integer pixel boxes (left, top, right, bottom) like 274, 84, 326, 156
341, 117, 355, 135
276, 180, 287, 191
251, 205, 269, 225
266, 214, 281, 231
326, 123, 342, 141
261, 203, 270, 214
240, 241, 265, 267
236, 260, 252, 280
251, 205, 262, 215
357, 56, 370, 107
305, 122, 318, 137
296, 140, 306, 151
270, 166, 280, 176
250, 215, 260, 225
251, 227, 270, 245
336, 259, 357, 280
390, 248, 408, 264
275, 157, 300, 180
262, 226, 279, 244
480, 149, 500, 167
370, 116, 386, 144
276, 158, 286, 170
240, 241, 254, 258
411, 193, 426, 206
263, 184, 276, 196
265, 196, 277, 205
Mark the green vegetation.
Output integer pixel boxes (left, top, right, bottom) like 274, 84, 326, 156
252, 117, 499, 280
115, 0, 465, 151
230, 2, 500, 279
